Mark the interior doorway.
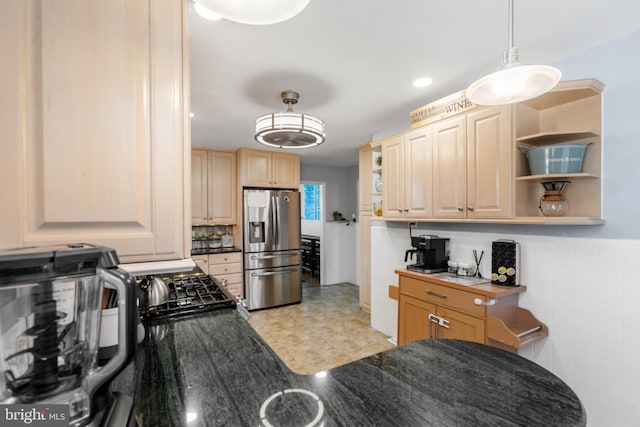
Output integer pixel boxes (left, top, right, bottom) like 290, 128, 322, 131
300, 182, 324, 287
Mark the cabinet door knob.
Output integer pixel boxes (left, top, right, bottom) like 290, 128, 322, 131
468, 206, 475, 211
397, 209, 403, 213
457, 207, 464, 212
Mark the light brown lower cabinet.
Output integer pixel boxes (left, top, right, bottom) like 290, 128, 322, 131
192, 252, 243, 298
209, 252, 243, 298
193, 255, 209, 274
396, 270, 547, 351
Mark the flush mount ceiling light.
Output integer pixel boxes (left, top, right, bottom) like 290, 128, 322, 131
412, 77, 433, 88
255, 90, 325, 149
466, 0, 561, 105
195, 0, 310, 25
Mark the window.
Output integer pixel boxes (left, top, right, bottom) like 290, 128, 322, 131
302, 184, 321, 221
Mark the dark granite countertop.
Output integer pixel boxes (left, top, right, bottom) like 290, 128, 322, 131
112, 309, 585, 426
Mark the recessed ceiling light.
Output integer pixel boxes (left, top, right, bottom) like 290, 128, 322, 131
413, 77, 433, 88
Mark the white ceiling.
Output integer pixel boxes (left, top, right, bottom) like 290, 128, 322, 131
189, 0, 640, 167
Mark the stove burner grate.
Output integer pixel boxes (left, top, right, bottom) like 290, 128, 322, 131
139, 275, 235, 321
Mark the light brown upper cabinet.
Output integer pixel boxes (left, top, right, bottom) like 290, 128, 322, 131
381, 127, 433, 218
192, 149, 237, 225
0, 0, 189, 262
467, 106, 513, 219
432, 115, 468, 219
237, 148, 300, 189
432, 106, 513, 219
364, 80, 603, 225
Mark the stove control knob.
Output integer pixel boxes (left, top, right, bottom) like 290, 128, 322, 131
220, 278, 228, 287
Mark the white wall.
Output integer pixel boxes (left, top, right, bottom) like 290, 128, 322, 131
368, 31, 640, 427
301, 164, 359, 285
300, 164, 358, 223
301, 220, 322, 237
322, 222, 357, 285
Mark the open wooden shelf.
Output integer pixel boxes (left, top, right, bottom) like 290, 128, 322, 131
516, 172, 599, 182
516, 130, 599, 145
511, 216, 605, 225
487, 307, 548, 352
517, 78, 604, 111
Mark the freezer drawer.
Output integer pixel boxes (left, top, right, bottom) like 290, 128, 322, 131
244, 250, 300, 270
245, 265, 301, 310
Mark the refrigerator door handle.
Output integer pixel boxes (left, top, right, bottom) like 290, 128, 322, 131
251, 268, 298, 277
250, 253, 299, 260
270, 195, 277, 246
273, 195, 279, 245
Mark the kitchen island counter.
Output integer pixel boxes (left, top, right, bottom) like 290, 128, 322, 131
112, 309, 585, 426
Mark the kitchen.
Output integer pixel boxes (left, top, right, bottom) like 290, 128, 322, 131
1, 0, 640, 426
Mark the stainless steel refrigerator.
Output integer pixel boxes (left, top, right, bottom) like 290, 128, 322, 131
243, 189, 301, 310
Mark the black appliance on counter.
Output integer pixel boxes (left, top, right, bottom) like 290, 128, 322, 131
491, 239, 520, 286
0, 244, 137, 426
405, 235, 450, 274
137, 272, 236, 322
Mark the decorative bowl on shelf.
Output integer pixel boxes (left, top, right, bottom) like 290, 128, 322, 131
374, 173, 383, 192
521, 143, 590, 175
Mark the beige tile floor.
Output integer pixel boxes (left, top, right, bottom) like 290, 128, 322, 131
248, 282, 395, 375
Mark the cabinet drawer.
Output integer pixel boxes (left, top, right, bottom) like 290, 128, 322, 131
210, 252, 242, 265
214, 272, 242, 286
225, 284, 243, 298
400, 276, 485, 317
209, 262, 242, 275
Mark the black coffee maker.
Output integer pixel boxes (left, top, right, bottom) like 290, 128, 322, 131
405, 235, 449, 273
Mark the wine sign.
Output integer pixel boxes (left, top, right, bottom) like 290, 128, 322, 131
410, 89, 477, 128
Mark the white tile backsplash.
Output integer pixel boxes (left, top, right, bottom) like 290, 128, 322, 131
370, 225, 640, 426
623, 401, 640, 427
623, 289, 640, 328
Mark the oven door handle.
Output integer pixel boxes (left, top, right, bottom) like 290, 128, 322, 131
250, 253, 299, 260
251, 268, 298, 277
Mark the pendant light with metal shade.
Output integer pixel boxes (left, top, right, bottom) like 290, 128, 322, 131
255, 91, 325, 149
466, 0, 561, 105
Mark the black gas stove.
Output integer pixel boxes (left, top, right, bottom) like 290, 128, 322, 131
139, 274, 236, 322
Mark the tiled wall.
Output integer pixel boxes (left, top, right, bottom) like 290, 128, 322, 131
370, 225, 640, 426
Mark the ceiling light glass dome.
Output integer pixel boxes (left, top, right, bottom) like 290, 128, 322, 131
195, 0, 311, 25
466, 0, 561, 105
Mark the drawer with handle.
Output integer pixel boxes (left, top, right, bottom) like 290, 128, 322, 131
210, 252, 242, 265
400, 276, 485, 317
209, 262, 242, 276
